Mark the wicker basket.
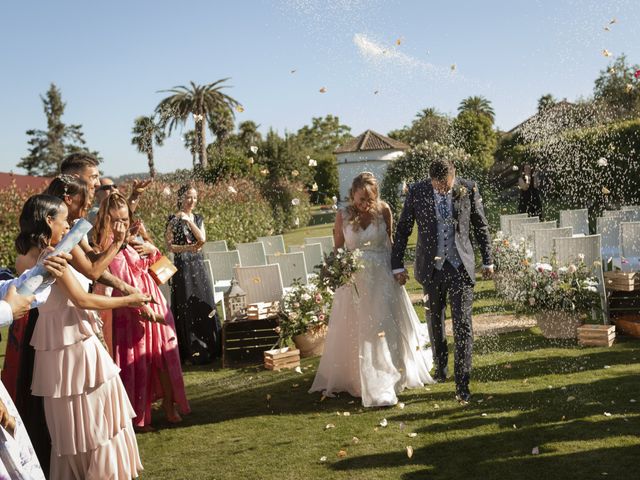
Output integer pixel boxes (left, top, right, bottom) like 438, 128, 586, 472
535, 311, 584, 339
293, 324, 327, 357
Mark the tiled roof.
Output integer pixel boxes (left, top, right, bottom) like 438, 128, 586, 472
0, 172, 51, 191
508, 100, 576, 134
334, 130, 409, 154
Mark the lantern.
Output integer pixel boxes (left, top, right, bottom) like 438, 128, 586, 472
224, 278, 247, 320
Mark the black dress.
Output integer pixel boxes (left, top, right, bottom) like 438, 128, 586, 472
518, 174, 543, 218
167, 213, 222, 364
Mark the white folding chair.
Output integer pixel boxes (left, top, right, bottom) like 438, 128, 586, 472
620, 207, 640, 222
534, 227, 573, 262
257, 235, 286, 255
267, 252, 308, 288
203, 240, 228, 254
522, 220, 556, 243
621, 222, 640, 258
205, 250, 241, 293
559, 209, 589, 236
234, 264, 284, 304
553, 234, 607, 323
236, 242, 267, 266
304, 236, 334, 257
203, 259, 226, 321
508, 217, 539, 241
499, 213, 528, 236
289, 243, 324, 275
596, 216, 621, 259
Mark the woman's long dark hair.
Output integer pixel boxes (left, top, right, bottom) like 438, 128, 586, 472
15, 194, 65, 255
45, 175, 88, 217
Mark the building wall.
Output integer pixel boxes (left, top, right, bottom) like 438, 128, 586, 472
336, 150, 405, 201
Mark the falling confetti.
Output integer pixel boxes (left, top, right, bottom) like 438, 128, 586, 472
294, 366, 302, 374
609, 17, 617, 24
532, 446, 540, 455
352, 436, 359, 444
450, 64, 457, 72
162, 186, 171, 196
398, 402, 405, 409
609, 67, 616, 74
603, 412, 612, 417
602, 49, 612, 57
374, 90, 379, 95
250, 145, 258, 154
291, 69, 297, 74
512, 165, 519, 171
294, 217, 300, 227
379, 418, 388, 427
227, 186, 237, 194
602, 187, 611, 195
319, 456, 327, 462
343, 412, 351, 417
249, 157, 254, 164
378, 331, 386, 338
567, 396, 576, 402
325, 423, 336, 430
625, 84, 634, 93
603, 26, 611, 32
291, 169, 300, 177
308, 158, 318, 167
319, 87, 327, 93
396, 38, 402, 46
260, 168, 269, 176
291, 198, 300, 206
406, 446, 414, 459
337, 450, 347, 458
311, 182, 319, 192
408, 432, 417, 438
597, 157, 608, 167
235, 105, 245, 113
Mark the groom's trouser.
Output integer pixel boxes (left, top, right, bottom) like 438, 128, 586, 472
423, 261, 474, 392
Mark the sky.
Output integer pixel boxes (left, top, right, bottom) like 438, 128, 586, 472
1, 0, 638, 177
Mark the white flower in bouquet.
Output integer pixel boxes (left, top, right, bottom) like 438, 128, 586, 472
577, 253, 585, 262
567, 264, 577, 274
289, 312, 299, 320
535, 263, 553, 272
558, 266, 568, 274
301, 293, 312, 302
529, 297, 536, 306
525, 249, 533, 258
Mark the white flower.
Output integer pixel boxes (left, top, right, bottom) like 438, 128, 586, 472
301, 293, 311, 302
577, 253, 585, 262
250, 145, 259, 154
535, 263, 553, 272
291, 198, 300, 206
289, 312, 299, 320
512, 165, 519, 171
558, 267, 568, 274
308, 158, 318, 167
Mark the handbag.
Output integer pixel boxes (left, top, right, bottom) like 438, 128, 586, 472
149, 255, 178, 285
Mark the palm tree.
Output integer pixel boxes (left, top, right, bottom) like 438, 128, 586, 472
131, 115, 165, 177
208, 104, 235, 154
415, 107, 441, 119
458, 96, 495, 122
156, 79, 239, 169
182, 130, 198, 167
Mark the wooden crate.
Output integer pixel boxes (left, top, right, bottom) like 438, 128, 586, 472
264, 347, 301, 371
577, 324, 616, 347
613, 314, 640, 338
222, 317, 280, 368
246, 301, 280, 320
604, 271, 640, 292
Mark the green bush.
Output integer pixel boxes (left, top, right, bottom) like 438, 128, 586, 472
0, 183, 38, 270
259, 178, 312, 233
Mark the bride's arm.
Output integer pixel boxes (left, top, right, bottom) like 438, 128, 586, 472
381, 202, 393, 244
333, 210, 345, 250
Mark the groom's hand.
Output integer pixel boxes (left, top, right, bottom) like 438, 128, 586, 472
393, 270, 409, 286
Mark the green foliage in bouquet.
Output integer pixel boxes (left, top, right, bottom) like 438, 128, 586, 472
317, 247, 364, 294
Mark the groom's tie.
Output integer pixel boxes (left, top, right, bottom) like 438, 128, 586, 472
437, 193, 451, 221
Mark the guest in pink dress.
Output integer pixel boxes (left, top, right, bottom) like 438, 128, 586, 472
94, 192, 190, 431
16, 194, 151, 479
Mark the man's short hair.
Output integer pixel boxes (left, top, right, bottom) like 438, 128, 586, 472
60, 152, 99, 174
429, 158, 455, 181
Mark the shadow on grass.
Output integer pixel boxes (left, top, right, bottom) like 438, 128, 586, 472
331, 374, 640, 479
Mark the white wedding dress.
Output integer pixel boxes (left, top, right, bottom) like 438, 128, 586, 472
309, 211, 434, 407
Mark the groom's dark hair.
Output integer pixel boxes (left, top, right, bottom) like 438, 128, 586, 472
429, 158, 455, 181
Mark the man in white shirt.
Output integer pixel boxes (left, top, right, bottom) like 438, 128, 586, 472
0, 252, 71, 327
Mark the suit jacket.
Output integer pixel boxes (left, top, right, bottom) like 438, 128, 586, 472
391, 177, 493, 287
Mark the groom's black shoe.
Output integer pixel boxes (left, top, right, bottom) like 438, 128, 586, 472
455, 387, 471, 405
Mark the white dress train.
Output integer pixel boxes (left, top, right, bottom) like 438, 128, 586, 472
309, 212, 434, 407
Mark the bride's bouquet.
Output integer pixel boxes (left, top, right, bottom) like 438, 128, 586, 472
318, 248, 364, 294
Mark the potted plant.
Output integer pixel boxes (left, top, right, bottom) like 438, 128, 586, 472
278, 279, 333, 357
514, 256, 603, 338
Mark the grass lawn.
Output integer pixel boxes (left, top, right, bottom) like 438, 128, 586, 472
132, 331, 639, 480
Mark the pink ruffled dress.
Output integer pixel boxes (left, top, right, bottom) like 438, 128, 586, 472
109, 245, 189, 427
30, 267, 142, 479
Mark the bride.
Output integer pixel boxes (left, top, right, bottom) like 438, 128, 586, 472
310, 172, 434, 407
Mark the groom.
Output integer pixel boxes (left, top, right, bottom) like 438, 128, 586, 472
391, 158, 493, 404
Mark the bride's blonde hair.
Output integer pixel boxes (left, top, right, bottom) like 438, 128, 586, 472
345, 172, 380, 231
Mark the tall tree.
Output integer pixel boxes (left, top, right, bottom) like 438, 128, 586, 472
452, 111, 497, 172
182, 130, 198, 167
458, 96, 495, 122
208, 103, 235, 154
131, 115, 165, 177
156, 79, 239, 169
236, 120, 262, 150
537, 93, 557, 113
594, 55, 640, 119
18, 83, 98, 175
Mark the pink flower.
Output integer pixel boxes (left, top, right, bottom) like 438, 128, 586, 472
315, 293, 323, 304
318, 313, 326, 322
531, 282, 538, 288
529, 297, 536, 306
